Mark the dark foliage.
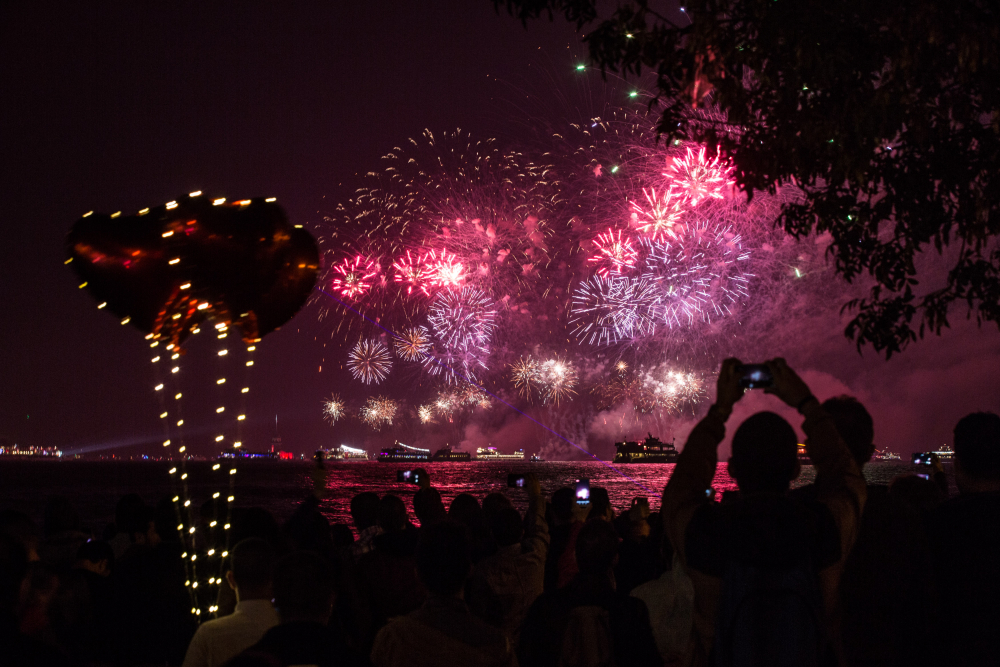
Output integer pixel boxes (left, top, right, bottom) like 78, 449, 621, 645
496, 0, 1000, 356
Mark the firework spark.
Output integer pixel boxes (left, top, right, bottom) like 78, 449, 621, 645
418, 405, 434, 423
510, 356, 541, 399
392, 251, 430, 296
640, 221, 751, 327
394, 326, 432, 361
322, 394, 345, 424
347, 339, 392, 384
588, 229, 638, 277
331, 255, 378, 299
538, 357, 579, 405
569, 274, 659, 345
360, 396, 397, 430
427, 286, 497, 352
630, 188, 683, 241
424, 249, 466, 290
663, 146, 735, 207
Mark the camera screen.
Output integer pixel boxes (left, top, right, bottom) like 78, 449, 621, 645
574, 478, 590, 503
738, 364, 773, 389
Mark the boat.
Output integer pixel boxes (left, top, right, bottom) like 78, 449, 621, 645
328, 445, 369, 461
797, 444, 811, 464
432, 446, 471, 461
219, 448, 292, 460
613, 434, 678, 463
476, 446, 525, 461
0, 445, 62, 459
529, 453, 544, 462
377, 441, 430, 462
931, 445, 954, 460
872, 448, 901, 461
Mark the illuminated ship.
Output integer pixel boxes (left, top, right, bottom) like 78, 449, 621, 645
613, 434, 678, 463
797, 444, 811, 464
872, 448, 901, 461
931, 445, 954, 460
432, 446, 471, 462
377, 441, 430, 462
219, 448, 293, 460
328, 445, 369, 461
476, 447, 525, 461
530, 453, 544, 463
0, 445, 62, 458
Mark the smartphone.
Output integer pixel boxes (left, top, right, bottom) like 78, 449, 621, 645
912, 452, 934, 465
574, 478, 590, 505
916, 473, 930, 480
737, 364, 773, 389
397, 469, 423, 485
314, 450, 325, 470
507, 473, 527, 488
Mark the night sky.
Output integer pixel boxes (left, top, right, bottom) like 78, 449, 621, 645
2, 2, 996, 460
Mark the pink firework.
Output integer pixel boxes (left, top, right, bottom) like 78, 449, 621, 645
331, 255, 378, 299
663, 146, 735, 207
588, 229, 638, 277
392, 251, 430, 296
424, 249, 465, 289
630, 188, 684, 241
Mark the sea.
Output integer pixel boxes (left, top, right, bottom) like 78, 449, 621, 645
0, 459, 944, 538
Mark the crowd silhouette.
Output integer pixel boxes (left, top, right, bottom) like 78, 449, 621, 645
2, 358, 998, 666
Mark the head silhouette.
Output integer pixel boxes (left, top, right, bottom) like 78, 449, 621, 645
954, 412, 1000, 493
822, 396, 875, 467
728, 411, 800, 494
416, 520, 470, 597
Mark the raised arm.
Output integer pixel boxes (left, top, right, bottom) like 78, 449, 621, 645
662, 358, 743, 566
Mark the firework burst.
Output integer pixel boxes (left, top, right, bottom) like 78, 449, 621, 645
569, 274, 659, 345
640, 220, 751, 327
663, 146, 735, 207
331, 255, 379, 299
510, 356, 541, 399
631, 188, 684, 241
427, 286, 497, 352
347, 339, 392, 384
392, 251, 431, 296
538, 357, 579, 405
360, 396, 397, 430
418, 405, 434, 423
588, 229, 638, 276
394, 326, 432, 361
322, 394, 345, 424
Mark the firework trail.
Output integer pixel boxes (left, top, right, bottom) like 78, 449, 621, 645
360, 396, 397, 430
663, 146, 735, 207
330, 255, 379, 299
322, 394, 346, 424
569, 274, 659, 345
347, 339, 392, 384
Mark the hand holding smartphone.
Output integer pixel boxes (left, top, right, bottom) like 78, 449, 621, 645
736, 364, 773, 389
574, 478, 590, 505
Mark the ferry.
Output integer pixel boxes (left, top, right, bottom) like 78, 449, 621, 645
378, 441, 430, 462
931, 445, 954, 460
0, 445, 62, 458
872, 448, 901, 461
529, 453, 544, 463
328, 445, 369, 461
432, 446, 471, 462
476, 446, 525, 461
797, 444, 811, 464
613, 434, 678, 463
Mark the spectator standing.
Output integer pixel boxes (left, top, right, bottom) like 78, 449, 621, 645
518, 519, 660, 667
371, 520, 516, 667
350, 493, 382, 563
183, 538, 279, 667
662, 358, 866, 667
225, 551, 365, 667
927, 411, 1000, 667
466, 473, 549, 646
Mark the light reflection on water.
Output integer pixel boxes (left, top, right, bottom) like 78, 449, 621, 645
0, 460, 930, 537
315, 460, 921, 531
